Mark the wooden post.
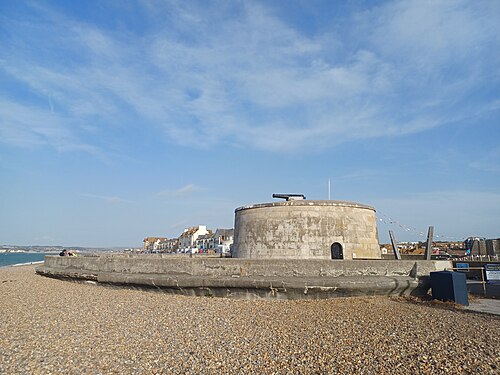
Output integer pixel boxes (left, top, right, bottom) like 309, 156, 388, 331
389, 230, 401, 260
424, 226, 434, 260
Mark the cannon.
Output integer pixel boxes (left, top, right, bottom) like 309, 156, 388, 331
272, 194, 306, 201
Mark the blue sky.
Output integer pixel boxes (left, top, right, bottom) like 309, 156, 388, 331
1, 0, 499, 247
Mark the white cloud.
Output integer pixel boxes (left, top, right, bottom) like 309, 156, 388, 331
1, 1, 498, 154
157, 184, 204, 197
469, 148, 500, 173
169, 220, 188, 231
81, 193, 130, 204
0, 97, 100, 154
370, 0, 495, 68
337, 169, 385, 181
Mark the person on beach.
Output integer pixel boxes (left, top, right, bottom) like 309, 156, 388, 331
59, 249, 68, 256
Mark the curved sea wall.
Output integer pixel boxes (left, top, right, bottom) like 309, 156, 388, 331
232, 200, 380, 260
36, 254, 452, 300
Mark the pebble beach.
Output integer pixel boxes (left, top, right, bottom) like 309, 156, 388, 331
1, 265, 499, 374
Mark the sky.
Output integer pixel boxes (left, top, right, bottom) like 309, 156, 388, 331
1, 0, 499, 247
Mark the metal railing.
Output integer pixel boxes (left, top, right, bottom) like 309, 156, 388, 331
446, 267, 486, 294
454, 255, 499, 262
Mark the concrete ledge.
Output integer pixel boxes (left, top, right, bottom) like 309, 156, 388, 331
38, 255, 451, 277
235, 200, 376, 212
36, 266, 429, 299
35, 255, 449, 300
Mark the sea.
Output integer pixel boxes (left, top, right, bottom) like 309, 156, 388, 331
0, 253, 52, 268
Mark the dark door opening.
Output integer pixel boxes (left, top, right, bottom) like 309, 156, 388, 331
331, 242, 343, 259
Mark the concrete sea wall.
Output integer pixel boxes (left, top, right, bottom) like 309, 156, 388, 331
36, 255, 452, 300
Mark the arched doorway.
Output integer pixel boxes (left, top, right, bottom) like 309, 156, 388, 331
331, 242, 343, 259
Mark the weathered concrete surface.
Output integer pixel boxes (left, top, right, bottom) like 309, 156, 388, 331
36, 255, 451, 300
38, 254, 450, 277
465, 298, 500, 316
233, 200, 380, 260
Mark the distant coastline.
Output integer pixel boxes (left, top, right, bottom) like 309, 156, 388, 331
0, 245, 132, 253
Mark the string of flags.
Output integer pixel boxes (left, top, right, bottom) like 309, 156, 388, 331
376, 211, 464, 241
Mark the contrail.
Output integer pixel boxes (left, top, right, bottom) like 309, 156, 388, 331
48, 94, 54, 113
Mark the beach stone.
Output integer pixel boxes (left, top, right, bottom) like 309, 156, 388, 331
0, 265, 499, 374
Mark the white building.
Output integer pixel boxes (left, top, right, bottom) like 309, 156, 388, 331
196, 232, 213, 252
156, 238, 179, 253
178, 225, 209, 251
143, 237, 166, 252
213, 229, 234, 254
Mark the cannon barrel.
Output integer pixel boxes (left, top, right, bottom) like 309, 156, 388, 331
272, 194, 306, 201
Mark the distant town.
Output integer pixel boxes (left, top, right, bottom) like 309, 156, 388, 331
141, 225, 234, 255
2, 230, 498, 261
381, 236, 500, 260
139, 225, 499, 261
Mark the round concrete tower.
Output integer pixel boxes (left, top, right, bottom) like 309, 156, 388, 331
232, 200, 380, 260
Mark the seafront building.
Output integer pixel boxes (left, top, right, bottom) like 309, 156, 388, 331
486, 238, 500, 256
178, 225, 209, 252
213, 229, 234, 254
142, 237, 167, 252
143, 225, 235, 254
195, 232, 213, 252
467, 237, 500, 256
156, 238, 179, 253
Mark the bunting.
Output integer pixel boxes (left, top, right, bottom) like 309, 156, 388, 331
376, 211, 464, 241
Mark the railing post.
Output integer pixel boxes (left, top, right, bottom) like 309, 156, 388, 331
424, 226, 434, 260
389, 230, 401, 260
481, 267, 486, 295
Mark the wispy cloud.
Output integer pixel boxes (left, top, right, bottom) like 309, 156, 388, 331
170, 220, 188, 230
81, 193, 130, 204
337, 169, 385, 181
157, 184, 204, 197
0, 97, 95, 152
469, 148, 500, 173
1, 1, 498, 154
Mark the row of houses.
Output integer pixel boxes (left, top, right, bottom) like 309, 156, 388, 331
143, 225, 234, 254
465, 237, 500, 256
381, 237, 500, 258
